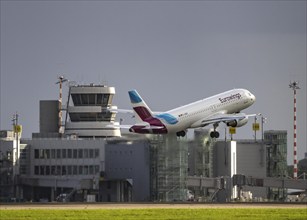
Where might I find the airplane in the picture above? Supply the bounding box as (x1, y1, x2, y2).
(114, 88, 256, 138)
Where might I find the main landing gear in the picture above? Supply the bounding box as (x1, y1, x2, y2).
(176, 130, 186, 137)
(210, 131, 219, 138)
(210, 123, 220, 138)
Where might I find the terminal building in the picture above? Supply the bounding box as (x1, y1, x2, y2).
(0, 83, 306, 202)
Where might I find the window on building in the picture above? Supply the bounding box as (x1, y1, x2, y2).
(72, 94, 81, 106)
(73, 166, 78, 175)
(67, 149, 72, 158)
(73, 149, 78, 158)
(84, 149, 88, 158)
(89, 165, 94, 175)
(89, 94, 95, 105)
(95, 149, 99, 158)
(62, 149, 67, 159)
(96, 94, 102, 105)
(56, 149, 61, 159)
(46, 166, 50, 175)
(51, 149, 56, 159)
(102, 94, 110, 106)
(46, 149, 50, 159)
(51, 166, 56, 175)
(89, 149, 94, 158)
(39, 149, 45, 159)
(20, 149, 27, 160)
(78, 149, 83, 158)
(67, 166, 72, 175)
(34, 149, 39, 159)
(34, 166, 39, 175)
(84, 166, 88, 175)
(79, 166, 83, 175)
(62, 166, 67, 175)
(40, 166, 45, 175)
(56, 165, 61, 175)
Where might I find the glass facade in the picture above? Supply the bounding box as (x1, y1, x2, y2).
(150, 135, 188, 202)
(69, 112, 116, 122)
(264, 130, 287, 201)
(33, 147, 100, 176)
(34, 148, 99, 159)
(34, 165, 99, 176)
(71, 94, 111, 107)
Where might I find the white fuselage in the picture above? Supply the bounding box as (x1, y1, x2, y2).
(161, 89, 255, 133)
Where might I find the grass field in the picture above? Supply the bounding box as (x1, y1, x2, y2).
(1, 208, 307, 220)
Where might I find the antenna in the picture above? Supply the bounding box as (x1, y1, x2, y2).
(56, 76, 68, 134)
(289, 81, 300, 179)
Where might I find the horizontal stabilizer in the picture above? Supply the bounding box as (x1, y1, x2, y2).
(106, 124, 164, 130)
(106, 124, 132, 129)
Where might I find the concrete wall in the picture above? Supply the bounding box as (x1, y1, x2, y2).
(213, 140, 267, 199)
(40, 100, 59, 133)
(105, 140, 150, 202)
(22, 139, 105, 186)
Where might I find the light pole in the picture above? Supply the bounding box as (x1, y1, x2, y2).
(12, 113, 21, 199)
(289, 81, 300, 179)
(261, 115, 267, 142)
(253, 116, 260, 142)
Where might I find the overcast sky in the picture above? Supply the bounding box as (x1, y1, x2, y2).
(1, 1, 306, 164)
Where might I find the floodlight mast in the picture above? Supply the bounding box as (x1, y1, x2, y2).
(289, 81, 300, 179)
(56, 76, 68, 134)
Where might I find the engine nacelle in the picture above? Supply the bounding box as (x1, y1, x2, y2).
(227, 117, 248, 127)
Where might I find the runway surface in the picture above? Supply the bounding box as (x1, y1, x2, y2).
(1, 203, 306, 210)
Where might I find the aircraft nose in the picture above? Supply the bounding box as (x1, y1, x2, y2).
(251, 93, 256, 103)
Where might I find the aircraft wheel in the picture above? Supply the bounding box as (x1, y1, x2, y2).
(215, 131, 220, 138)
(176, 131, 186, 137)
(210, 131, 219, 138)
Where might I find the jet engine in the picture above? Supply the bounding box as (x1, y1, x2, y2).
(226, 117, 248, 127)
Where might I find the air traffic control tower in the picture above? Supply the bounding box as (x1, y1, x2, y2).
(64, 84, 121, 138)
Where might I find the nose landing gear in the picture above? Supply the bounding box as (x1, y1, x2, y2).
(210, 123, 220, 138)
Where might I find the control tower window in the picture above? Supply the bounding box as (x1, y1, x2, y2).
(72, 94, 81, 106)
(102, 94, 110, 106)
(81, 94, 89, 104)
(96, 94, 103, 105)
(69, 112, 116, 122)
(71, 94, 111, 106)
(89, 94, 95, 105)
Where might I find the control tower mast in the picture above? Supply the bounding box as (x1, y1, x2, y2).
(56, 76, 68, 134)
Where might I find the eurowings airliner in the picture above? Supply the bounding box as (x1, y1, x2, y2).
(118, 88, 256, 138)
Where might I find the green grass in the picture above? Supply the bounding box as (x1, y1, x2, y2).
(0, 208, 306, 220)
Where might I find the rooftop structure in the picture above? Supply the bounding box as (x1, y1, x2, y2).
(64, 84, 120, 138)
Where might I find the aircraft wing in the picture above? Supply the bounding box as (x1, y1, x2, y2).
(201, 113, 257, 126)
(106, 123, 164, 130)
